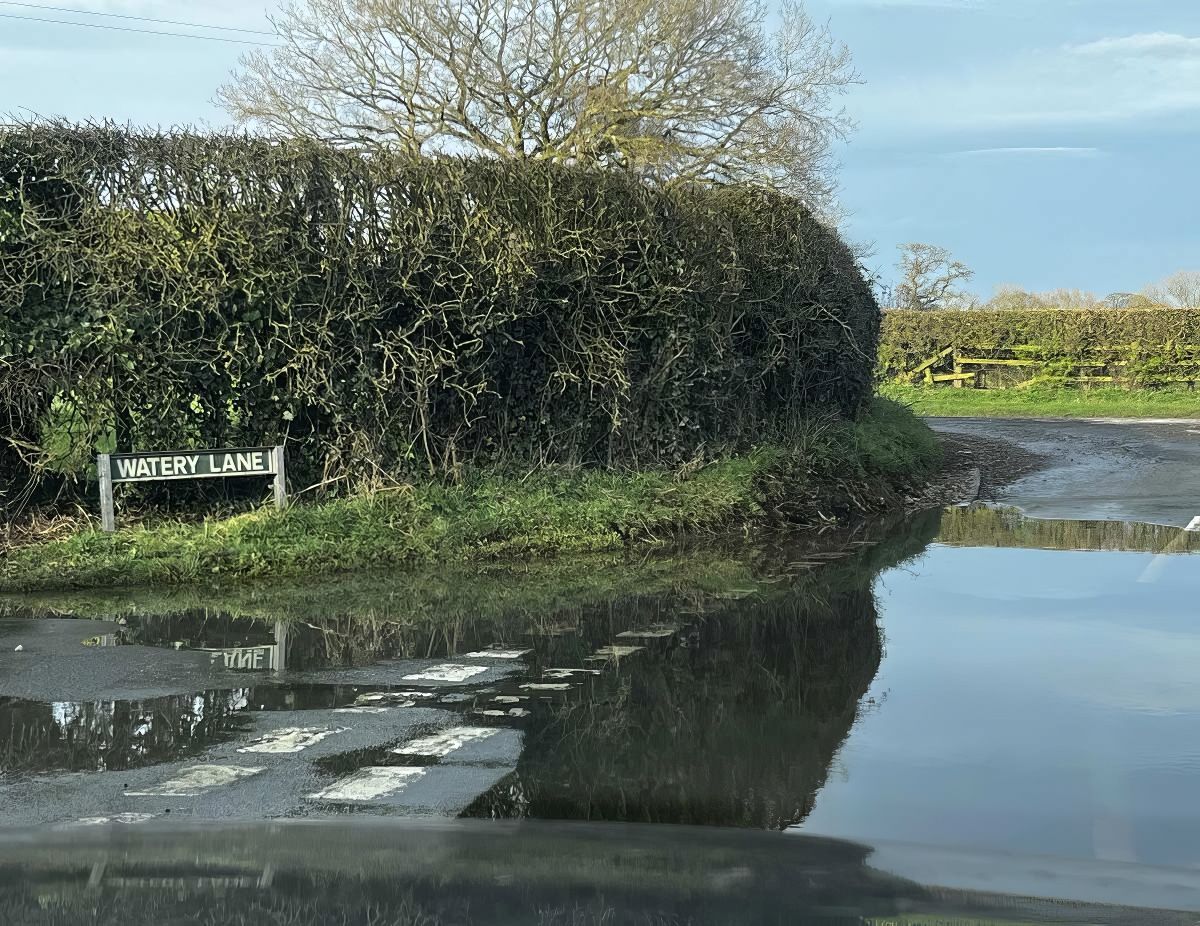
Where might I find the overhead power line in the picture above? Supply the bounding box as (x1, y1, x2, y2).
(0, 10, 280, 45)
(0, 0, 277, 35)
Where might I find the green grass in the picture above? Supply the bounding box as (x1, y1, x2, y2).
(882, 383, 1200, 419)
(0, 399, 941, 594)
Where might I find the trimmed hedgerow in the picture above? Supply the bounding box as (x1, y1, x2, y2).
(881, 308, 1200, 385)
(1, 123, 880, 498)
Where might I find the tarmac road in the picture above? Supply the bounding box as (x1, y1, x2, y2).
(928, 416, 1200, 528)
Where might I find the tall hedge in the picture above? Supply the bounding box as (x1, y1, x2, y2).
(881, 308, 1200, 380)
(0, 124, 879, 495)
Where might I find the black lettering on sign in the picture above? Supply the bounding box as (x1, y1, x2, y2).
(109, 447, 276, 483)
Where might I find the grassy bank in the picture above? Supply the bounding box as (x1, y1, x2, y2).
(882, 384, 1200, 419)
(0, 399, 940, 594)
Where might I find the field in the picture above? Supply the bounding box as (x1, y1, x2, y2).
(883, 383, 1200, 419)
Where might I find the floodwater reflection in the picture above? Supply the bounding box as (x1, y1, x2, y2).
(2, 505, 1200, 867)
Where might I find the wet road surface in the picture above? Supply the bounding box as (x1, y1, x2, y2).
(929, 416, 1200, 527)
(3, 419, 1200, 873)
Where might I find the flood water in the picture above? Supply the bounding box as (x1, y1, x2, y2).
(2, 505, 1199, 868)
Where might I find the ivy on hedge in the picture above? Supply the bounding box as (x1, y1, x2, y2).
(0, 124, 879, 495)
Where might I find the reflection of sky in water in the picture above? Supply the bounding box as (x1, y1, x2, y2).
(799, 544, 1200, 868)
(51, 702, 80, 727)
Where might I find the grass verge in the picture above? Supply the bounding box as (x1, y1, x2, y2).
(882, 384, 1200, 419)
(0, 398, 941, 594)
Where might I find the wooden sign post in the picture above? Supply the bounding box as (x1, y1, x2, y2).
(96, 446, 287, 532)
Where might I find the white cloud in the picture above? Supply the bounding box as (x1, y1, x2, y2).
(853, 31, 1200, 136)
(949, 146, 1102, 157)
(1068, 32, 1200, 58)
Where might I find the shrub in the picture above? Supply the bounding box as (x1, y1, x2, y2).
(1, 123, 880, 498)
(880, 308, 1200, 381)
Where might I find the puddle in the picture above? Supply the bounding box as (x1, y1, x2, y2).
(4, 508, 1200, 866)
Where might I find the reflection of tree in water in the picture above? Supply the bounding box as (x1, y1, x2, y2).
(0, 690, 252, 773)
(473, 511, 942, 829)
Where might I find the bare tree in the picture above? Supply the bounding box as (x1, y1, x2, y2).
(1143, 271, 1200, 308)
(893, 243, 975, 311)
(217, 0, 856, 208)
(985, 285, 1102, 310)
(1102, 292, 1156, 309)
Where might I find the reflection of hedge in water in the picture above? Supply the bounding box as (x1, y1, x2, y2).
(0, 690, 250, 773)
(938, 506, 1200, 554)
(505, 586, 881, 829)
(4, 536, 890, 670)
(3, 125, 878, 495)
(113, 610, 275, 650)
(472, 511, 942, 829)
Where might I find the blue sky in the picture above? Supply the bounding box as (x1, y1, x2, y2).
(2, 0, 1198, 296)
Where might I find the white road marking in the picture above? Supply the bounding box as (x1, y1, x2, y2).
(237, 727, 345, 754)
(69, 813, 157, 826)
(1137, 518, 1200, 582)
(492, 695, 527, 703)
(392, 726, 498, 757)
(357, 690, 435, 704)
(461, 648, 531, 659)
(478, 708, 531, 718)
(306, 767, 426, 802)
(334, 706, 392, 714)
(520, 682, 572, 691)
(402, 664, 488, 682)
(127, 765, 264, 797)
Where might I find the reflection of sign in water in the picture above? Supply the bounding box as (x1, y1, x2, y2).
(201, 622, 288, 672)
(206, 646, 277, 671)
(96, 446, 287, 532)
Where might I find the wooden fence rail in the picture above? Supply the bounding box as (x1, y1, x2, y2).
(894, 345, 1200, 390)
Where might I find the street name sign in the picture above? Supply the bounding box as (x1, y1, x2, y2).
(97, 445, 287, 532)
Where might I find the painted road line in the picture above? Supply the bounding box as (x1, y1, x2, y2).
(356, 690, 435, 704)
(520, 682, 571, 691)
(461, 648, 531, 659)
(616, 626, 678, 639)
(237, 727, 346, 754)
(402, 664, 489, 682)
(333, 706, 392, 714)
(1138, 519, 1200, 583)
(307, 767, 426, 802)
(477, 708, 531, 718)
(492, 695, 528, 704)
(392, 726, 498, 757)
(585, 644, 643, 661)
(127, 765, 264, 797)
(68, 813, 157, 826)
